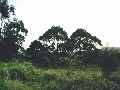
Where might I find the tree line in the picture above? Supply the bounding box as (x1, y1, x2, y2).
(26, 26, 102, 68)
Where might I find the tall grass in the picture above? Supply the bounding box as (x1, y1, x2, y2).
(0, 61, 120, 90)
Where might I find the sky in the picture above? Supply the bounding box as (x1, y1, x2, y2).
(9, 0, 120, 49)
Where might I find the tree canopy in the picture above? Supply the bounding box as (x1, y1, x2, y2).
(39, 26, 68, 52)
(26, 26, 103, 67)
(69, 28, 102, 63)
(0, 0, 15, 19)
(70, 28, 102, 53)
(0, 20, 28, 60)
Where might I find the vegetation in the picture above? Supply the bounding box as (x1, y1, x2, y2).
(99, 48, 120, 77)
(0, 0, 15, 19)
(1, 1, 120, 90)
(0, 62, 120, 90)
(0, 20, 28, 61)
(0, 1, 28, 61)
(26, 27, 102, 68)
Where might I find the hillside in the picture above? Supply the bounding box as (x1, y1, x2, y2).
(0, 62, 120, 90)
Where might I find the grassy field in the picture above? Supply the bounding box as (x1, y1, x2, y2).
(0, 62, 120, 90)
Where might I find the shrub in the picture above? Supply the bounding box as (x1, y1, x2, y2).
(99, 48, 120, 77)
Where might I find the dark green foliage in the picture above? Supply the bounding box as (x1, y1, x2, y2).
(26, 40, 47, 55)
(99, 48, 120, 77)
(58, 58, 70, 67)
(0, 20, 28, 61)
(42, 73, 57, 82)
(70, 28, 102, 52)
(0, 36, 18, 60)
(0, 0, 9, 18)
(26, 40, 53, 68)
(9, 68, 26, 81)
(39, 26, 68, 52)
(70, 28, 102, 63)
(1, 20, 28, 44)
(0, 1, 27, 61)
(32, 51, 52, 68)
(109, 75, 120, 85)
(26, 26, 69, 68)
(82, 49, 100, 64)
(27, 27, 103, 68)
(0, 0, 15, 19)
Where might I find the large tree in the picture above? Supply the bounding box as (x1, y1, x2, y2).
(0, 20, 28, 60)
(70, 28, 102, 63)
(70, 28, 102, 52)
(0, 0, 28, 61)
(39, 26, 68, 52)
(1, 20, 28, 47)
(30, 26, 68, 67)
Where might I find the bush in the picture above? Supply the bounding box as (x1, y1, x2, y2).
(82, 50, 100, 64)
(99, 48, 120, 77)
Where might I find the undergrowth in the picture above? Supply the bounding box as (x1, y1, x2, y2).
(0, 61, 120, 90)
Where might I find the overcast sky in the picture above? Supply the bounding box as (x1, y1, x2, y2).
(9, 0, 120, 49)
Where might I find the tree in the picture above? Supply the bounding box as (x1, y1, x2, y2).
(37, 26, 69, 67)
(0, 0, 15, 19)
(39, 26, 68, 52)
(26, 40, 47, 57)
(26, 40, 53, 68)
(0, 0, 28, 61)
(70, 28, 102, 63)
(0, 20, 28, 60)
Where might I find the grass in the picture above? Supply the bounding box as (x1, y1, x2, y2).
(0, 61, 120, 90)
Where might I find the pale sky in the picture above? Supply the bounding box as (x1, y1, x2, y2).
(9, 0, 120, 49)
